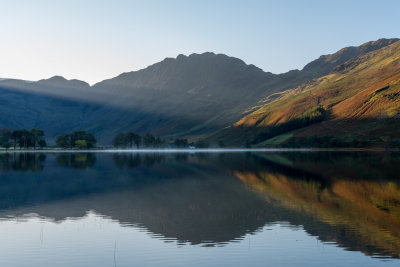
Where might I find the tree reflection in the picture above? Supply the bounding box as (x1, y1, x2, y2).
(0, 153, 46, 172)
(0, 151, 399, 259)
(112, 153, 166, 168)
(56, 153, 96, 169)
(113, 153, 141, 168)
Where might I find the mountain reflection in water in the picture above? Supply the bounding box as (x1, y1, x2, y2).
(0, 151, 399, 259)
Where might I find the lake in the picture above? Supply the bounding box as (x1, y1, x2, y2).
(0, 150, 399, 266)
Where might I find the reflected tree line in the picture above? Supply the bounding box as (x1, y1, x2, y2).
(112, 153, 202, 168)
(2, 151, 400, 176)
(0, 152, 215, 172)
(55, 153, 97, 169)
(0, 153, 46, 172)
(113, 153, 166, 168)
(0, 153, 96, 171)
(0, 151, 400, 258)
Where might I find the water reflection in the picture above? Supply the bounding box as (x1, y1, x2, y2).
(56, 153, 96, 169)
(0, 153, 46, 172)
(0, 151, 399, 259)
(113, 153, 166, 168)
(235, 152, 400, 258)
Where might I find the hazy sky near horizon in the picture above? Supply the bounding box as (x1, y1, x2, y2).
(1, 0, 399, 84)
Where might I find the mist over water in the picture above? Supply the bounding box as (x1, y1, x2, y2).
(0, 151, 399, 266)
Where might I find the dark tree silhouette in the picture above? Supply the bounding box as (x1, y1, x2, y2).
(56, 131, 96, 149)
(30, 128, 45, 149)
(143, 133, 156, 147)
(195, 138, 209, 148)
(128, 132, 142, 148)
(174, 138, 188, 148)
(113, 133, 128, 148)
(56, 134, 70, 148)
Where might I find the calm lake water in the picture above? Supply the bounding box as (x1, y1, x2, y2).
(0, 151, 399, 266)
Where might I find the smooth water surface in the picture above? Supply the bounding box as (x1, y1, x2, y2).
(0, 151, 399, 266)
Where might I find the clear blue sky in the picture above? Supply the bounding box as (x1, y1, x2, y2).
(0, 0, 399, 84)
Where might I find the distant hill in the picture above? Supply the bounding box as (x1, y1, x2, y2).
(37, 75, 90, 88)
(215, 39, 400, 147)
(0, 38, 398, 145)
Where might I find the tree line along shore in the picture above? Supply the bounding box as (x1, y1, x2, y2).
(0, 128, 213, 149)
(0, 129, 96, 150)
(1, 128, 397, 150)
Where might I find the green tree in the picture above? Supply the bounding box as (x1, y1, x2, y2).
(61, 131, 97, 149)
(75, 139, 87, 149)
(56, 134, 70, 148)
(30, 128, 45, 149)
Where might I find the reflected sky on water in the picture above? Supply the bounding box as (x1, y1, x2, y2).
(0, 151, 399, 266)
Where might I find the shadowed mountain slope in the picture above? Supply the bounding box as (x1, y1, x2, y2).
(0, 38, 398, 144)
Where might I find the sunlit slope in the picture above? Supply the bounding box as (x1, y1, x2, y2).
(1, 39, 398, 144)
(218, 40, 400, 146)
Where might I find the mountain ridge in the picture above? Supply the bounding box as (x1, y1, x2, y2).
(214, 39, 400, 146)
(0, 38, 398, 145)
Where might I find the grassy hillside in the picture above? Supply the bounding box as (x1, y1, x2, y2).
(216, 40, 400, 147)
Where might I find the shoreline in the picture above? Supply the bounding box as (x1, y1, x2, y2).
(0, 147, 398, 153)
